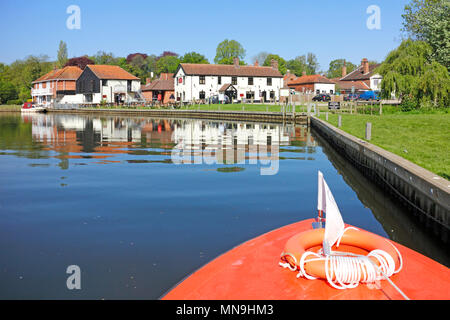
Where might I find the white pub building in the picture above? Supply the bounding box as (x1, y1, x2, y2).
(174, 58, 284, 104)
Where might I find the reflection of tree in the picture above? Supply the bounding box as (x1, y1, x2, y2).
(0, 114, 47, 159)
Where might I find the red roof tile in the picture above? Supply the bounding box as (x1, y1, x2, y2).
(32, 66, 83, 83)
(287, 74, 334, 86)
(340, 64, 380, 81)
(86, 65, 140, 80)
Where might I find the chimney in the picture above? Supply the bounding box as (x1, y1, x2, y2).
(302, 71, 307, 76)
(361, 58, 369, 74)
(271, 59, 278, 70)
(146, 78, 151, 85)
(342, 60, 347, 77)
(233, 57, 240, 67)
(254, 59, 259, 67)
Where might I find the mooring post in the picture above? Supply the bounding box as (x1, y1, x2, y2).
(338, 115, 342, 128)
(326, 112, 328, 121)
(379, 102, 383, 115)
(366, 122, 372, 140)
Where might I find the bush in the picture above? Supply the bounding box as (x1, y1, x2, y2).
(6, 99, 22, 105)
(400, 95, 418, 112)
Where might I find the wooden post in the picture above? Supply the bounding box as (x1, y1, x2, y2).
(366, 122, 372, 140)
(379, 101, 383, 115)
(338, 115, 342, 128)
(326, 112, 328, 121)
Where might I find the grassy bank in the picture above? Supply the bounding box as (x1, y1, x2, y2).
(0, 105, 21, 111)
(319, 112, 450, 179)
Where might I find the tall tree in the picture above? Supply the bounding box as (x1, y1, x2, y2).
(327, 59, 357, 79)
(306, 53, 319, 75)
(126, 53, 148, 64)
(64, 56, 95, 70)
(93, 51, 118, 65)
(180, 52, 209, 64)
(156, 55, 180, 74)
(402, 0, 450, 69)
(252, 52, 269, 65)
(286, 56, 307, 76)
(376, 39, 449, 108)
(57, 41, 68, 68)
(214, 39, 246, 64)
(263, 54, 287, 75)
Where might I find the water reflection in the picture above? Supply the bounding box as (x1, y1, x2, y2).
(0, 113, 447, 300)
(22, 113, 317, 171)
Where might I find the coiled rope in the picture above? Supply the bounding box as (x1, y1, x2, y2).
(280, 227, 410, 299)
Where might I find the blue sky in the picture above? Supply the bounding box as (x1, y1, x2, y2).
(0, 0, 409, 71)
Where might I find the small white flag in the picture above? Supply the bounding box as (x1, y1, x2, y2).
(318, 171, 345, 255)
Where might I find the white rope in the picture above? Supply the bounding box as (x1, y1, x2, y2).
(280, 228, 409, 299)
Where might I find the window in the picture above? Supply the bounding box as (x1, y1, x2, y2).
(232, 77, 237, 85)
(102, 80, 107, 86)
(218, 76, 222, 85)
(199, 76, 205, 84)
(246, 91, 255, 99)
(199, 91, 205, 99)
(267, 78, 272, 86)
(330, 90, 334, 94)
(248, 77, 254, 85)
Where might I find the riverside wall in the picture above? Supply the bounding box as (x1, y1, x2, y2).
(311, 116, 449, 243)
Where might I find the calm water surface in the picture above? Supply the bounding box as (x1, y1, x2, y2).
(0, 113, 448, 299)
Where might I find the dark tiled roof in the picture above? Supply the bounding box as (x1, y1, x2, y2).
(179, 63, 283, 78)
(340, 64, 380, 81)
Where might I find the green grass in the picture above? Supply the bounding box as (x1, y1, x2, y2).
(319, 112, 450, 179)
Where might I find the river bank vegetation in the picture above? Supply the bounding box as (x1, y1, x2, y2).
(321, 111, 450, 179)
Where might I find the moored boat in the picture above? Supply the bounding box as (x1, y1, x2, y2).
(162, 172, 450, 300)
(21, 102, 47, 113)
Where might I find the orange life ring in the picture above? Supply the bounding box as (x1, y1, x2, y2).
(280, 228, 401, 283)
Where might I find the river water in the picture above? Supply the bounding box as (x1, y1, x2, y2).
(0, 113, 447, 299)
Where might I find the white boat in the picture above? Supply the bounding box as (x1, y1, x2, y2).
(21, 102, 47, 113)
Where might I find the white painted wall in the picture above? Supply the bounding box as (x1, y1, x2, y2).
(174, 69, 283, 103)
(314, 83, 336, 94)
(370, 74, 382, 91)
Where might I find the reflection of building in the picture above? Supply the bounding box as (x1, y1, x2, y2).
(24, 114, 316, 168)
(172, 122, 290, 148)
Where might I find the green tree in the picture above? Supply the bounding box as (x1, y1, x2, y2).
(214, 39, 246, 64)
(156, 55, 181, 74)
(286, 56, 307, 76)
(0, 80, 18, 104)
(57, 41, 68, 68)
(180, 52, 209, 64)
(377, 39, 449, 108)
(402, 0, 450, 69)
(327, 59, 357, 79)
(306, 53, 319, 75)
(92, 51, 118, 65)
(263, 54, 287, 75)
